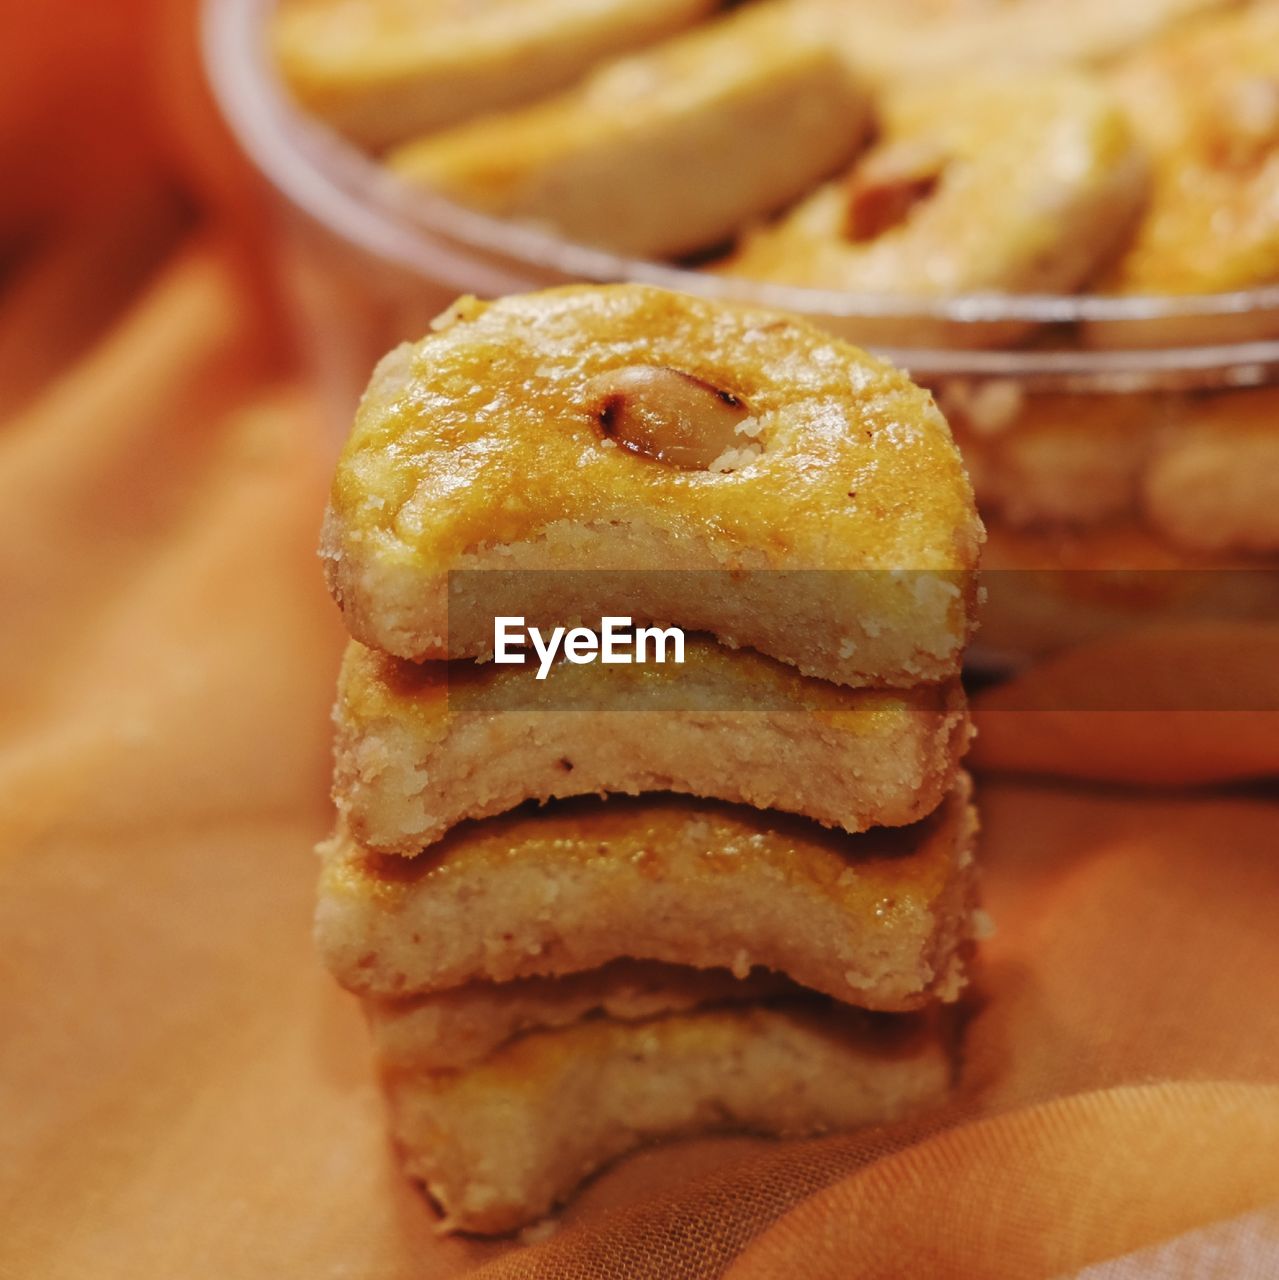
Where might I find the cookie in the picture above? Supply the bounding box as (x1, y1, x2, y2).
(322, 285, 983, 686)
(386, 2, 871, 257)
(380, 998, 953, 1233)
(334, 638, 971, 853)
(272, 0, 717, 150)
(724, 72, 1145, 346)
(316, 776, 979, 1010)
(1143, 389, 1279, 555)
(1103, 6, 1279, 299)
(947, 385, 1279, 557)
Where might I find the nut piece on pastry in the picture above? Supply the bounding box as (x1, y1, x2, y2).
(721, 72, 1146, 346)
(385, 2, 872, 258)
(378, 999, 954, 1234)
(315, 776, 979, 1010)
(585, 365, 752, 469)
(321, 285, 983, 687)
(272, 0, 719, 151)
(333, 639, 971, 853)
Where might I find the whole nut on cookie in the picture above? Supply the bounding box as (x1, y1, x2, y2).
(585, 365, 751, 470)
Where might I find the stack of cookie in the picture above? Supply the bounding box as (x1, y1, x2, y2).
(316, 285, 985, 1233)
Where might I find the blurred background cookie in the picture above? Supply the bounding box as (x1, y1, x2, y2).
(385, 2, 871, 258)
(272, 0, 721, 149)
(722, 72, 1146, 347)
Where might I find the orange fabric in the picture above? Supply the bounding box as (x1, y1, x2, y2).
(1, 5, 1277, 1278)
(726, 1085, 1279, 1280)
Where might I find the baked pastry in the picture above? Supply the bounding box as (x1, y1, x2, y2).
(1104, 6, 1279, 298)
(378, 998, 954, 1233)
(272, 0, 718, 150)
(386, 2, 871, 257)
(321, 286, 983, 687)
(723, 72, 1146, 346)
(945, 383, 1279, 557)
(1077, 6, 1279, 346)
(366, 959, 792, 1072)
(1142, 389, 1279, 556)
(334, 638, 971, 853)
(943, 385, 1163, 532)
(315, 776, 978, 1010)
(316, 280, 983, 1236)
(802, 0, 1233, 85)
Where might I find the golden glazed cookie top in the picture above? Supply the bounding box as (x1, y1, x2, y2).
(328, 285, 982, 576)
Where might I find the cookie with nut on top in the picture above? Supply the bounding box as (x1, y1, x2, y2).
(320, 284, 984, 688)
